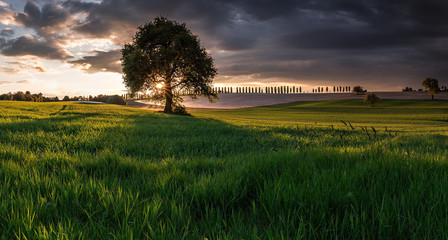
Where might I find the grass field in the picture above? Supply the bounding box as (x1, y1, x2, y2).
(0, 99, 447, 239)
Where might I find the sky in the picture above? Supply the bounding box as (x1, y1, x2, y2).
(0, 0, 447, 96)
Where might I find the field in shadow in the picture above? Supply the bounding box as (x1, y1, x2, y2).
(1, 101, 448, 239)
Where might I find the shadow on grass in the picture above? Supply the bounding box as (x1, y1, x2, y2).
(2, 103, 448, 239)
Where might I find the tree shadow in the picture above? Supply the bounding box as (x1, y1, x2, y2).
(49, 104, 68, 115)
(2, 103, 448, 238)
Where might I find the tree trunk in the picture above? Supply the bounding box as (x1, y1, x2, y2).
(164, 81, 173, 113)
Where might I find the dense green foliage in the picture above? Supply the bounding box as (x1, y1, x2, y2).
(422, 77, 440, 100)
(100, 95, 127, 106)
(0, 99, 447, 239)
(121, 17, 217, 113)
(0, 92, 127, 105)
(363, 93, 380, 107)
(0, 91, 55, 102)
(352, 86, 364, 95)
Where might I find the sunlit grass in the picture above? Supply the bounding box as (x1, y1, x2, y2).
(0, 99, 447, 239)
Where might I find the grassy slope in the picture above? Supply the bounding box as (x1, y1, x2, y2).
(0, 100, 447, 239)
(195, 99, 448, 130)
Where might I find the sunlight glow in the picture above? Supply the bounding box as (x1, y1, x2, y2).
(156, 82, 164, 89)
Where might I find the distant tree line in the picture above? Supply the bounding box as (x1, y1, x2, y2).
(90, 95, 127, 105)
(0, 91, 126, 105)
(352, 86, 367, 95)
(178, 85, 351, 95)
(403, 77, 446, 100)
(402, 86, 417, 92)
(0, 91, 59, 102)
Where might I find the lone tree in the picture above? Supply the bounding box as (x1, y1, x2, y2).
(121, 17, 217, 113)
(422, 77, 440, 100)
(364, 93, 380, 107)
(352, 86, 364, 95)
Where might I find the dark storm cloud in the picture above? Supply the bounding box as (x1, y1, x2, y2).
(15, 1, 72, 36)
(60, 0, 235, 48)
(3, 0, 448, 89)
(217, 0, 448, 88)
(0, 35, 73, 59)
(228, 0, 305, 21)
(0, 28, 14, 37)
(69, 49, 122, 74)
(275, 1, 448, 51)
(62, 1, 447, 46)
(62, 0, 143, 39)
(60, 0, 448, 88)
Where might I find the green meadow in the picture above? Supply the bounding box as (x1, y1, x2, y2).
(0, 99, 447, 239)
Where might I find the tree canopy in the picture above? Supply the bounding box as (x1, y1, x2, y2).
(421, 77, 440, 100)
(364, 93, 380, 107)
(121, 17, 217, 113)
(352, 86, 364, 95)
